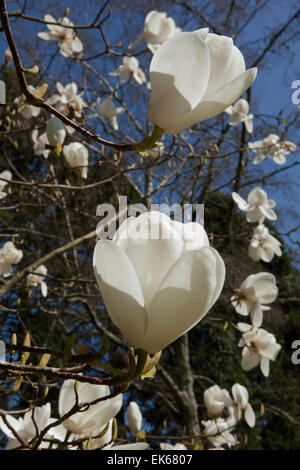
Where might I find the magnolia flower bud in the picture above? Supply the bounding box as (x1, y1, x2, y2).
(204, 385, 233, 418)
(148, 28, 257, 134)
(93, 211, 225, 354)
(127, 401, 142, 433)
(63, 142, 89, 178)
(46, 116, 66, 148)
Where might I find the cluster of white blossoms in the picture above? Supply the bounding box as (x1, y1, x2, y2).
(14, 85, 41, 119)
(249, 134, 296, 165)
(232, 187, 282, 263)
(37, 15, 83, 58)
(26, 265, 48, 298)
(0, 241, 23, 277)
(231, 272, 281, 376)
(225, 98, 254, 133)
(0, 170, 12, 199)
(0, 381, 150, 450)
(249, 224, 282, 263)
(130, 10, 181, 54)
(202, 383, 255, 449)
(110, 56, 147, 86)
(47, 82, 86, 119)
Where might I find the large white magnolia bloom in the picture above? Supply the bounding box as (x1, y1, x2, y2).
(204, 385, 233, 418)
(63, 142, 89, 178)
(0, 403, 51, 450)
(110, 57, 146, 85)
(58, 380, 123, 436)
(93, 211, 225, 354)
(231, 383, 255, 427)
(127, 401, 142, 433)
(46, 116, 66, 148)
(47, 82, 86, 118)
(31, 130, 50, 159)
(232, 187, 277, 224)
(249, 134, 296, 165)
(231, 272, 278, 327)
(14, 85, 41, 119)
(37, 15, 83, 57)
(130, 11, 181, 54)
(0, 170, 12, 199)
(148, 28, 257, 134)
(237, 324, 281, 376)
(0, 241, 23, 277)
(249, 224, 282, 263)
(27, 265, 48, 298)
(97, 97, 125, 130)
(224, 98, 253, 133)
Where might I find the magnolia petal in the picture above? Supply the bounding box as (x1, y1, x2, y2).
(148, 29, 210, 130)
(164, 68, 257, 134)
(250, 303, 263, 327)
(241, 349, 260, 371)
(93, 241, 147, 349)
(244, 403, 256, 427)
(232, 192, 249, 211)
(143, 247, 225, 353)
(260, 357, 270, 377)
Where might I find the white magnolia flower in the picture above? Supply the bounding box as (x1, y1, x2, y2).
(27, 265, 48, 298)
(37, 15, 83, 58)
(127, 401, 142, 433)
(148, 28, 257, 135)
(110, 57, 146, 85)
(63, 142, 89, 178)
(231, 272, 278, 327)
(160, 443, 187, 450)
(47, 82, 86, 118)
(232, 187, 277, 224)
(0, 340, 5, 362)
(203, 385, 233, 418)
(14, 85, 41, 119)
(93, 211, 225, 354)
(46, 116, 66, 148)
(130, 11, 181, 54)
(0, 403, 51, 450)
(59, 380, 123, 436)
(0, 170, 12, 199)
(248, 224, 282, 263)
(224, 98, 253, 133)
(97, 97, 124, 130)
(249, 134, 296, 165)
(238, 324, 281, 376)
(0, 241, 23, 277)
(31, 130, 50, 159)
(231, 384, 255, 427)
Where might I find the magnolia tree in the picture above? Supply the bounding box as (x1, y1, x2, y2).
(0, 0, 300, 451)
